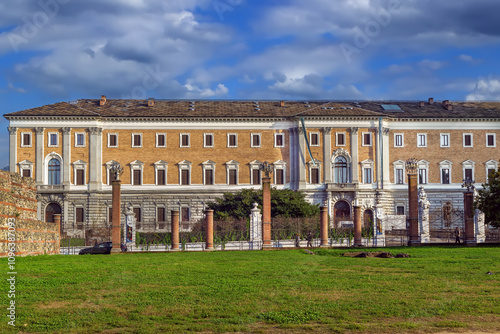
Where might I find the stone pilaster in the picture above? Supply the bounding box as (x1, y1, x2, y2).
(35, 127, 44, 184)
(350, 127, 359, 183)
(323, 127, 332, 183)
(382, 128, 390, 188)
(62, 127, 71, 189)
(289, 128, 296, 189)
(298, 127, 307, 189)
(88, 127, 102, 192)
(8, 127, 16, 173)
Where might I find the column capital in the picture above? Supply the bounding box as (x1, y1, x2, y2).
(298, 127, 305, 134)
(382, 127, 390, 135)
(350, 127, 359, 134)
(322, 127, 332, 134)
(62, 127, 71, 135)
(35, 127, 44, 134)
(8, 127, 17, 135)
(89, 127, 102, 135)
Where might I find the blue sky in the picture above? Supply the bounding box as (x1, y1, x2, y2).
(1, 0, 500, 168)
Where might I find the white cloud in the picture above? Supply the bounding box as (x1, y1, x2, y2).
(184, 83, 228, 98)
(418, 59, 447, 71)
(466, 76, 500, 101)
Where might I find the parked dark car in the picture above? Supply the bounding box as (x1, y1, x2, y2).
(79, 242, 127, 255)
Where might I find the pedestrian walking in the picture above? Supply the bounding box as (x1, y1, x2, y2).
(306, 231, 313, 248)
(455, 227, 461, 244)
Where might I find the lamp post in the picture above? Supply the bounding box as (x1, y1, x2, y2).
(260, 161, 273, 249)
(406, 158, 420, 246)
(462, 178, 476, 246)
(110, 162, 124, 253)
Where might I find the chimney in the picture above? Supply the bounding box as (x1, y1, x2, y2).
(419, 101, 425, 108)
(100, 95, 107, 106)
(428, 97, 434, 104)
(280, 101, 285, 107)
(447, 104, 453, 111)
(148, 98, 155, 107)
(442, 100, 450, 107)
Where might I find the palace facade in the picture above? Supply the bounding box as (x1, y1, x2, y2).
(5, 97, 500, 236)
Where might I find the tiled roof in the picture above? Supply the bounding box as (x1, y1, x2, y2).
(4, 99, 500, 119)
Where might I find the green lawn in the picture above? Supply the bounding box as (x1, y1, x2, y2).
(2, 247, 500, 333)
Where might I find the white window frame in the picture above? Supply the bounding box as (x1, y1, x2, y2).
(485, 160, 498, 182)
(417, 133, 427, 147)
(178, 160, 192, 185)
(440, 133, 450, 148)
(393, 160, 405, 184)
(361, 132, 372, 147)
(18, 160, 34, 178)
(418, 160, 429, 185)
(463, 133, 473, 148)
(462, 159, 475, 182)
(307, 159, 322, 184)
(336, 132, 346, 147)
(274, 133, 285, 148)
(48, 132, 59, 147)
(204, 133, 214, 148)
(21, 132, 32, 147)
(250, 133, 261, 148)
(108, 133, 118, 148)
(439, 160, 453, 184)
(394, 133, 404, 147)
(153, 160, 168, 185)
(44, 152, 63, 185)
(225, 160, 239, 185)
(74, 206, 85, 225)
(72, 160, 87, 186)
(130, 160, 144, 185)
(180, 133, 190, 148)
(131, 133, 142, 148)
(249, 160, 262, 185)
(156, 133, 166, 148)
(486, 133, 496, 148)
(309, 132, 320, 147)
(273, 160, 287, 185)
(202, 160, 216, 185)
(227, 133, 238, 148)
(395, 205, 405, 216)
(361, 159, 374, 184)
(74, 132, 86, 148)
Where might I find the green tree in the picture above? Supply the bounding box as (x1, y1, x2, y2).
(207, 188, 320, 220)
(475, 164, 500, 228)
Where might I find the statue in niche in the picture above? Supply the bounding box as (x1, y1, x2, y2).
(442, 202, 452, 227)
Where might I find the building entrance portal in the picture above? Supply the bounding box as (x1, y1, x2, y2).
(334, 200, 351, 227)
(45, 202, 62, 223)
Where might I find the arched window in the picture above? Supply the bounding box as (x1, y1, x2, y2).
(48, 158, 61, 185)
(334, 156, 349, 183)
(45, 202, 61, 223)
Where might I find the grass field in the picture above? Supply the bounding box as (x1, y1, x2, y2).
(2, 246, 500, 333)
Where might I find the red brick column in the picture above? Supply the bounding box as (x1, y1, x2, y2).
(464, 192, 476, 246)
(320, 206, 329, 247)
(408, 173, 420, 246)
(205, 209, 214, 251)
(111, 180, 122, 253)
(53, 214, 61, 235)
(262, 176, 272, 249)
(353, 205, 363, 247)
(171, 210, 180, 251)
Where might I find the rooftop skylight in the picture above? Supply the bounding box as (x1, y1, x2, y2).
(381, 104, 402, 111)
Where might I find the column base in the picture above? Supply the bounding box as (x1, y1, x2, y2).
(110, 248, 122, 254)
(320, 243, 330, 248)
(464, 240, 477, 247)
(205, 247, 214, 252)
(408, 240, 421, 247)
(262, 242, 273, 250)
(353, 242, 364, 248)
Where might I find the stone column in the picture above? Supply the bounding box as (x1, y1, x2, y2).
(323, 127, 332, 183)
(262, 176, 272, 249)
(124, 205, 136, 248)
(289, 128, 296, 189)
(62, 127, 71, 189)
(171, 210, 180, 251)
(408, 173, 420, 246)
(35, 127, 44, 184)
(350, 127, 359, 183)
(464, 191, 476, 246)
(205, 209, 214, 251)
(8, 127, 16, 173)
(111, 180, 122, 253)
(298, 127, 307, 189)
(88, 127, 103, 192)
(418, 187, 430, 243)
(320, 205, 329, 247)
(353, 205, 363, 247)
(474, 208, 486, 243)
(382, 128, 390, 188)
(249, 203, 262, 250)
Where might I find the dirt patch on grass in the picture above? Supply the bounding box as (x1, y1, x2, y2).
(37, 300, 70, 309)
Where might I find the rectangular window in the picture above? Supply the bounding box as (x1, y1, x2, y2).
(181, 169, 190, 185)
(133, 169, 141, 185)
(108, 207, 113, 223)
(396, 206, 405, 215)
(418, 169, 427, 184)
(440, 133, 450, 147)
(133, 208, 142, 222)
(336, 132, 346, 146)
(362, 133, 372, 146)
(464, 168, 473, 181)
(364, 168, 372, 184)
(157, 169, 166, 185)
(76, 169, 85, 185)
(48, 132, 58, 147)
(463, 134, 473, 147)
(108, 134, 118, 147)
(75, 208, 84, 223)
(251, 133, 261, 147)
(156, 133, 166, 147)
(228, 134, 237, 147)
(395, 168, 404, 184)
(75, 133, 85, 147)
(417, 133, 427, 147)
(252, 169, 261, 185)
(132, 133, 142, 147)
(486, 134, 496, 147)
(487, 168, 496, 181)
(275, 169, 284, 185)
(204, 133, 214, 147)
(181, 207, 190, 222)
(310, 168, 319, 184)
(275, 133, 284, 147)
(228, 169, 237, 185)
(180, 134, 190, 147)
(21, 133, 32, 147)
(22, 169, 31, 178)
(442, 169, 450, 184)
(394, 133, 403, 147)
(157, 207, 166, 222)
(205, 169, 214, 185)
(310, 133, 319, 146)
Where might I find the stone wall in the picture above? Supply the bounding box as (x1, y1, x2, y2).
(0, 170, 59, 256)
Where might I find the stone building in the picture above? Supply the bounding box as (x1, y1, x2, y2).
(4, 97, 500, 236)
